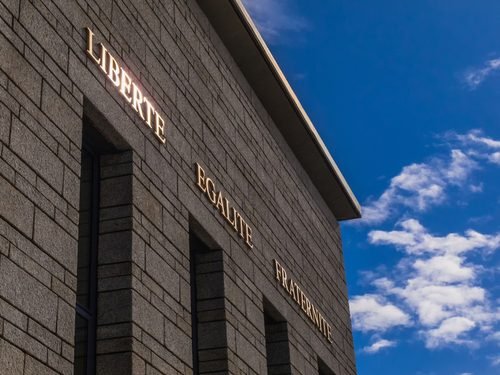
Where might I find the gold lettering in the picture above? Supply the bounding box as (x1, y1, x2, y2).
(327, 324, 333, 343)
(293, 283, 301, 304)
(155, 113, 166, 143)
(272, 261, 333, 344)
(228, 207, 237, 227)
(245, 224, 253, 248)
(193, 164, 253, 249)
(274, 259, 282, 282)
(288, 279, 296, 301)
(196, 163, 207, 192)
(85, 28, 101, 64)
(143, 97, 155, 128)
(120, 67, 132, 102)
(233, 211, 241, 231)
(312, 305, 321, 328)
(318, 315, 324, 335)
(107, 54, 121, 87)
(215, 191, 225, 216)
(294, 283, 301, 304)
(99, 43, 108, 74)
(300, 292, 307, 313)
(205, 178, 217, 204)
(238, 215, 245, 238)
(132, 83, 145, 120)
(322, 317, 328, 336)
(281, 268, 289, 292)
(85, 29, 167, 144)
(223, 198, 232, 223)
(306, 298, 312, 320)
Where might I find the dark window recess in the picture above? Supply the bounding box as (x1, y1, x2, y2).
(74, 109, 132, 374)
(264, 302, 292, 375)
(190, 234, 229, 374)
(74, 144, 100, 375)
(190, 235, 200, 373)
(318, 357, 336, 375)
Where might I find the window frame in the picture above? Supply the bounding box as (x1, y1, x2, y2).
(75, 141, 100, 375)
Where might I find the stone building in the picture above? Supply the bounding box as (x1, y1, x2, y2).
(0, 0, 361, 374)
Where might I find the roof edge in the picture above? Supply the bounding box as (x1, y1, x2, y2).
(198, 0, 362, 220)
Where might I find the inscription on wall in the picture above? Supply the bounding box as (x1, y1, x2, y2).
(195, 163, 254, 249)
(274, 259, 334, 343)
(85, 27, 166, 143)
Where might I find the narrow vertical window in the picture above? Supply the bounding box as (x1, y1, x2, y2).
(318, 357, 335, 375)
(190, 233, 229, 373)
(74, 144, 100, 375)
(190, 234, 200, 373)
(264, 302, 292, 375)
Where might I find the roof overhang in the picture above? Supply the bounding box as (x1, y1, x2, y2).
(196, 0, 361, 221)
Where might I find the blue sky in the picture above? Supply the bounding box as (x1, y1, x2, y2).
(243, 1, 500, 374)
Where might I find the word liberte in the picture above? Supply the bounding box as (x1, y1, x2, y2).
(274, 259, 334, 343)
(195, 163, 254, 249)
(85, 27, 166, 143)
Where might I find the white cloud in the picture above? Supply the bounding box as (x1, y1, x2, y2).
(463, 58, 500, 89)
(458, 131, 500, 149)
(369, 219, 500, 255)
(358, 130, 500, 226)
(363, 339, 397, 354)
(373, 277, 396, 291)
(446, 149, 479, 182)
(425, 317, 476, 348)
(452, 130, 500, 166)
(349, 295, 411, 332)
(242, 0, 308, 44)
(469, 183, 483, 193)
(350, 130, 500, 353)
(413, 255, 475, 284)
(361, 150, 477, 225)
(490, 355, 500, 366)
(400, 283, 486, 327)
(488, 331, 500, 343)
(489, 151, 500, 165)
(356, 220, 500, 347)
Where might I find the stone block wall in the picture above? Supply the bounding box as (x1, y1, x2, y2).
(0, 0, 356, 374)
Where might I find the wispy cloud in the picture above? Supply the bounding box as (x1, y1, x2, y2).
(456, 130, 500, 149)
(489, 152, 500, 165)
(487, 331, 500, 343)
(349, 129, 500, 357)
(463, 58, 500, 89)
(360, 220, 500, 348)
(425, 317, 477, 348)
(491, 355, 500, 366)
(242, 0, 308, 44)
(360, 150, 477, 225)
(362, 338, 397, 354)
(358, 130, 500, 225)
(349, 295, 411, 332)
(451, 130, 500, 166)
(369, 219, 500, 256)
(469, 183, 484, 193)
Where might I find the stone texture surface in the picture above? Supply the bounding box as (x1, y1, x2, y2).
(0, 175, 34, 237)
(10, 118, 64, 192)
(33, 209, 77, 274)
(0, 257, 57, 330)
(0, 0, 356, 374)
(0, 338, 25, 375)
(0, 33, 42, 104)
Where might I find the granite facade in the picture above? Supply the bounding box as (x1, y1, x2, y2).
(0, 0, 357, 374)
